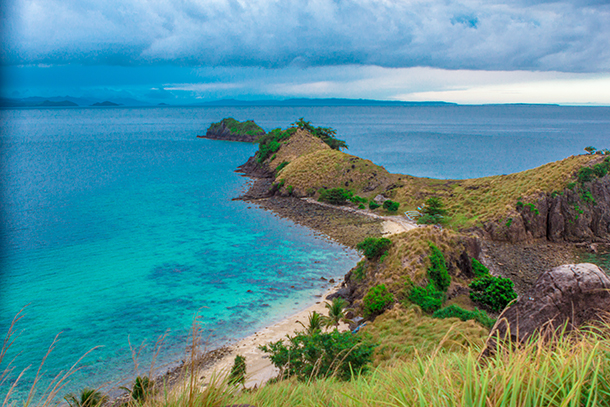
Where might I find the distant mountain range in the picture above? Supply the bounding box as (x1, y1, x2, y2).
(1, 95, 461, 108)
(0, 96, 566, 108)
(192, 98, 458, 107)
(0, 96, 150, 107)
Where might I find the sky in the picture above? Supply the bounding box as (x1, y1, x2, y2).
(1, 0, 609, 105)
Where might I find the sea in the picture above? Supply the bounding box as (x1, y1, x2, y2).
(1, 105, 609, 401)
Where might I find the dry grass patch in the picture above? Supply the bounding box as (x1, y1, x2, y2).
(363, 304, 488, 366)
(279, 149, 397, 198)
(394, 154, 598, 229)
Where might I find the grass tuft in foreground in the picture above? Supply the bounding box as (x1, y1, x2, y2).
(232, 317, 610, 407)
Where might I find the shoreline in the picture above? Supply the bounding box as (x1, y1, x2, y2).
(195, 284, 351, 389)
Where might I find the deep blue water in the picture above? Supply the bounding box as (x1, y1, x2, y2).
(1, 105, 609, 400)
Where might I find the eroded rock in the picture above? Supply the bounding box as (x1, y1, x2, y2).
(490, 263, 610, 346)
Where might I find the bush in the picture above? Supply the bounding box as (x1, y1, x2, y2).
(256, 128, 296, 162)
(349, 195, 367, 204)
(577, 167, 595, 184)
(433, 305, 496, 329)
(408, 284, 444, 313)
(469, 276, 517, 313)
(428, 244, 450, 292)
(318, 188, 353, 205)
(418, 197, 447, 224)
(383, 200, 399, 212)
(293, 118, 348, 150)
(471, 258, 489, 278)
(362, 285, 394, 318)
(369, 201, 381, 210)
(228, 355, 246, 386)
(275, 161, 289, 173)
(259, 330, 376, 381)
(356, 237, 392, 260)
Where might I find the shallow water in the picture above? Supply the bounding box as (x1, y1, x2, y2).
(1, 105, 609, 399)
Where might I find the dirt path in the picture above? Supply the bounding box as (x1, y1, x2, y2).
(301, 198, 418, 236)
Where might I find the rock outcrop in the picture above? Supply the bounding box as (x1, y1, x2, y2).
(485, 176, 610, 243)
(489, 263, 610, 347)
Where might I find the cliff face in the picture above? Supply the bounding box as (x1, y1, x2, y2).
(484, 176, 610, 243)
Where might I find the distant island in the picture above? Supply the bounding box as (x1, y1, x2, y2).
(90, 101, 121, 107)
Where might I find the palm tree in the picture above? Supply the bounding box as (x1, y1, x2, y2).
(297, 311, 324, 335)
(323, 297, 353, 330)
(64, 387, 106, 407)
(120, 375, 152, 403)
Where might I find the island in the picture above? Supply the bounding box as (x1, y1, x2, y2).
(197, 117, 266, 142)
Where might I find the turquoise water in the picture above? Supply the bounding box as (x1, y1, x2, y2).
(1, 105, 609, 400)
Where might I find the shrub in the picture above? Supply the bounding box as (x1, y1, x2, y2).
(567, 182, 576, 190)
(349, 195, 367, 204)
(356, 237, 392, 260)
(286, 185, 294, 196)
(293, 118, 348, 150)
(383, 200, 399, 212)
(581, 189, 596, 204)
(408, 284, 444, 313)
(120, 376, 152, 403)
(318, 188, 353, 205)
(471, 258, 489, 278)
(577, 166, 595, 184)
(428, 244, 450, 292)
(469, 276, 517, 313)
(358, 204, 365, 209)
(64, 388, 106, 407)
(353, 261, 366, 281)
(259, 330, 376, 381)
(275, 161, 289, 173)
(418, 197, 446, 224)
(433, 305, 496, 329)
(369, 201, 381, 210)
(256, 128, 296, 162)
(524, 203, 540, 215)
(228, 355, 246, 386)
(362, 285, 394, 318)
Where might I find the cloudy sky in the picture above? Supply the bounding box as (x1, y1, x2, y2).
(2, 0, 609, 104)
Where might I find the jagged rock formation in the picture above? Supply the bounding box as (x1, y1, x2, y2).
(202, 118, 265, 142)
(489, 263, 610, 347)
(484, 176, 610, 243)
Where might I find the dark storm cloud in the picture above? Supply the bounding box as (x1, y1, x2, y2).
(2, 0, 609, 72)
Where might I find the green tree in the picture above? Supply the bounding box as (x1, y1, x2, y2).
(362, 285, 394, 318)
(293, 118, 348, 150)
(323, 298, 353, 329)
(297, 311, 324, 336)
(64, 388, 106, 407)
(259, 330, 376, 381)
(584, 146, 597, 155)
(418, 197, 448, 224)
(228, 355, 247, 386)
(356, 237, 392, 260)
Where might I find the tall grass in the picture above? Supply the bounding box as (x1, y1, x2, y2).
(231, 320, 610, 407)
(1, 307, 100, 407)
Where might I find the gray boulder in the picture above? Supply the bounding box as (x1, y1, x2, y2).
(490, 263, 610, 347)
